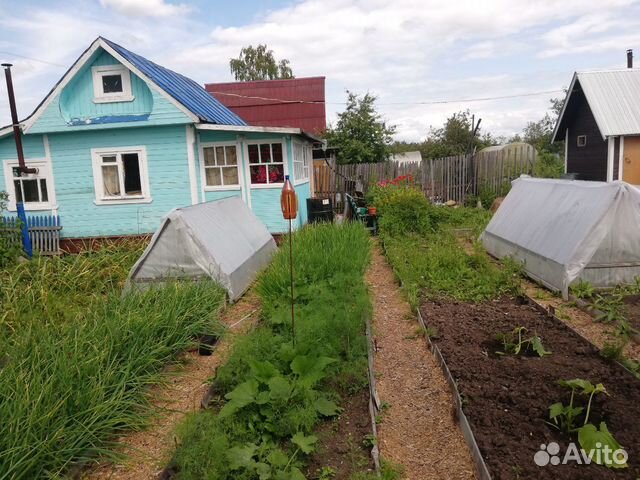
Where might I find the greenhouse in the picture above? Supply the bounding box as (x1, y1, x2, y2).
(481, 177, 640, 298)
(127, 197, 277, 301)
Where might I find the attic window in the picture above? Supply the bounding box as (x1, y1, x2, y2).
(577, 135, 587, 147)
(92, 65, 134, 103)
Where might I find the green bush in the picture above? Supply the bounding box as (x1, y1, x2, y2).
(533, 151, 564, 179)
(0, 246, 225, 478)
(0, 190, 22, 267)
(173, 223, 372, 480)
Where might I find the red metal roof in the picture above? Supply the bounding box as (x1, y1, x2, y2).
(205, 77, 326, 134)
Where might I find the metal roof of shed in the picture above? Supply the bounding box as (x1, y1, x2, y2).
(103, 38, 246, 126)
(553, 69, 640, 141)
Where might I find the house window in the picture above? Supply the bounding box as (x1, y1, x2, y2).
(92, 65, 134, 103)
(3, 161, 55, 211)
(203, 144, 240, 188)
(248, 142, 285, 185)
(577, 135, 587, 147)
(91, 147, 150, 204)
(293, 141, 311, 183)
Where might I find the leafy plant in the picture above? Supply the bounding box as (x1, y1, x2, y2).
(571, 280, 596, 299)
(0, 190, 23, 267)
(495, 326, 551, 357)
(549, 379, 626, 469)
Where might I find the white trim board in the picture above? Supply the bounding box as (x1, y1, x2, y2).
(196, 123, 322, 142)
(619, 136, 625, 181)
(22, 37, 198, 133)
(607, 136, 615, 182)
(186, 125, 198, 205)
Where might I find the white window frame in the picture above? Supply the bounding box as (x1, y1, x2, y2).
(92, 65, 134, 103)
(293, 140, 311, 184)
(577, 135, 587, 147)
(200, 141, 242, 191)
(3, 159, 56, 211)
(91, 146, 151, 205)
(245, 139, 288, 188)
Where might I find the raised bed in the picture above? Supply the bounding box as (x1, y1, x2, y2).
(420, 295, 640, 480)
(571, 293, 640, 345)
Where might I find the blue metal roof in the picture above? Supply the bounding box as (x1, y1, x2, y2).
(102, 38, 246, 126)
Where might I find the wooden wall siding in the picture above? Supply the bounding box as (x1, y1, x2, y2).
(313, 144, 537, 208)
(565, 89, 608, 181)
(48, 125, 191, 238)
(0, 134, 45, 161)
(29, 49, 191, 134)
(1, 214, 62, 255)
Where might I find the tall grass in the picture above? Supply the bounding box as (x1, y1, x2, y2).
(172, 223, 372, 479)
(0, 244, 225, 479)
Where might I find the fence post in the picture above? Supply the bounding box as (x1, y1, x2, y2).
(16, 203, 32, 258)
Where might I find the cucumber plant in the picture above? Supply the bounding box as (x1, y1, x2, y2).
(495, 326, 551, 357)
(549, 379, 627, 469)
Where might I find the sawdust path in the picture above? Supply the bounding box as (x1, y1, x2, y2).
(86, 291, 261, 480)
(367, 243, 476, 480)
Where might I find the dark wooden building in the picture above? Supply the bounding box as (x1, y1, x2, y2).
(552, 69, 640, 184)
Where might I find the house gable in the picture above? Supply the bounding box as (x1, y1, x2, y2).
(563, 81, 608, 181)
(28, 48, 191, 133)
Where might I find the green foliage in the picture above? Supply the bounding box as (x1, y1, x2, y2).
(173, 223, 372, 479)
(571, 280, 596, 299)
(549, 379, 625, 468)
(0, 190, 22, 267)
(533, 151, 564, 179)
(0, 245, 226, 478)
(495, 326, 551, 357)
(230, 44, 294, 81)
(325, 92, 396, 164)
(368, 184, 438, 236)
(518, 96, 565, 155)
(470, 181, 511, 209)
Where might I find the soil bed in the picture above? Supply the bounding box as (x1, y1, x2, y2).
(622, 294, 640, 334)
(420, 295, 640, 480)
(304, 388, 375, 480)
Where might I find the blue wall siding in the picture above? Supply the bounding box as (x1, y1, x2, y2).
(296, 181, 311, 226)
(48, 125, 191, 237)
(29, 48, 190, 134)
(0, 135, 45, 161)
(204, 190, 241, 202)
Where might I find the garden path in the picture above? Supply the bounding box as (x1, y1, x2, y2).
(85, 291, 261, 480)
(367, 243, 476, 480)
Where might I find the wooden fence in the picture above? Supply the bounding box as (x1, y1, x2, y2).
(1, 214, 63, 255)
(313, 144, 537, 208)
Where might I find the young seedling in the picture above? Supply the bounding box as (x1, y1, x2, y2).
(495, 326, 551, 357)
(548, 379, 627, 469)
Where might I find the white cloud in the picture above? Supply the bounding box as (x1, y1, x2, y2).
(99, 0, 191, 17)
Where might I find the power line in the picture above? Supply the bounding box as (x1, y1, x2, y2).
(0, 50, 66, 68)
(209, 88, 565, 107)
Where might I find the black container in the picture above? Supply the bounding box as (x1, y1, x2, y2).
(307, 197, 334, 223)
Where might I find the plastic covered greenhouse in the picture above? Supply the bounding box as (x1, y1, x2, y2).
(481, 177, 640, 298)
(127, 197, 277, 301)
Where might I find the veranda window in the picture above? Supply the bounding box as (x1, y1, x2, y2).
(203, 145, 240, 187)
(248, 142, 285, 185)
(293, 141, 311, 183)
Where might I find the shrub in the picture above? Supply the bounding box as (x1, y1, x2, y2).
(533, 151, 564, 179)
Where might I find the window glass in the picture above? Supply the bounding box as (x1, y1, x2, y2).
(248, 144, 260, 163)
(102, 165, 121, 196)
(268, 164, 284, 183)
(203, 147, 215, 167)
(272, 143, 283, 163)
(102, 74, 123, 93)
(251, 165, 267, 184)
(222, 167, 239, 185)
(40, 179, 48, 202)
(206, 168, 222, 186)
(11, 166, 50, 205)
(204, 144, 240, 187)
(260, 144, 272, 163)
(226, 146, 237, 165)
(215, 146, 225, 166)
(13, 180, 22, 203)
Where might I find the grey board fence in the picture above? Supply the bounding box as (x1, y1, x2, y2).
(1, 214, 62, 255)
(313, 145, 537, 209)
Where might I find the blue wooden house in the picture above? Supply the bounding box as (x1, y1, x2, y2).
(0, 37, 316, 239)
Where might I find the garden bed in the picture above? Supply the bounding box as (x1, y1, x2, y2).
(420, 295, 640, 480)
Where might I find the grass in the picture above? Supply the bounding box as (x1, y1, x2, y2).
(172, 223, 372, 480)
(369, 183, 521, 308)
(0, 242, 225, 479)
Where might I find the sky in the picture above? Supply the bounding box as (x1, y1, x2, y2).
(0, 0, 639, 141)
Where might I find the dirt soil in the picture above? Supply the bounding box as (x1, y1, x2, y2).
(367, 243, 476, 480)
(421, 296, 640, 480)
(85, 291, 260, 480)
(622, 294, 640, 333)
(305, 388, 375, 479)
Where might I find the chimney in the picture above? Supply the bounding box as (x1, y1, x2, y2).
(627, 49, 633, 68)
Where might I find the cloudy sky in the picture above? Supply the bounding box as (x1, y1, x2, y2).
(0, 0, 639, 141)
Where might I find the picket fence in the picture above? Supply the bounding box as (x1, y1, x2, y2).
(313, 144, 537, 208)
(0, 214, 62, 255)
